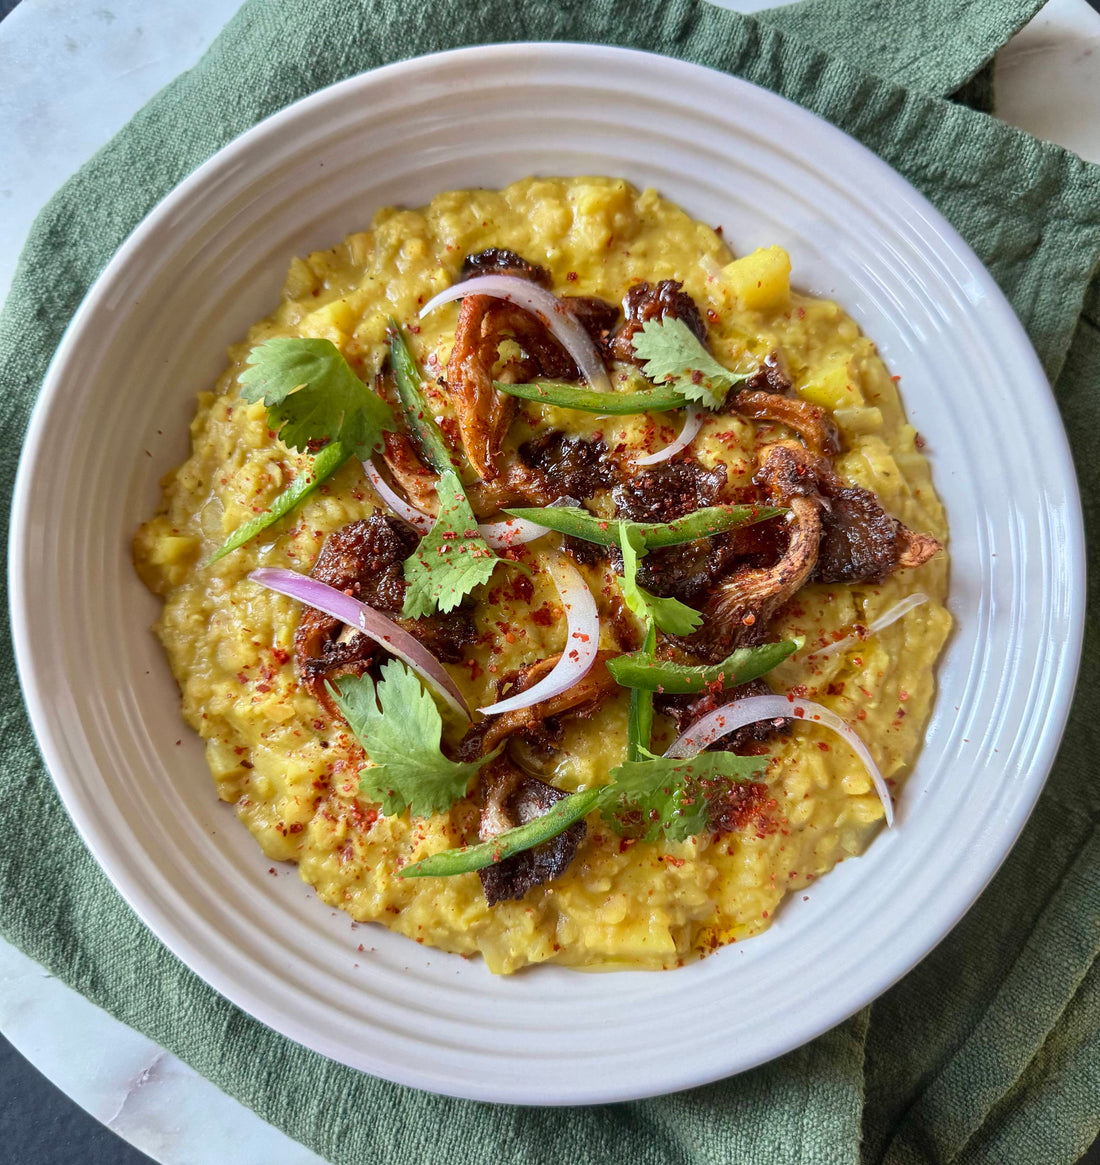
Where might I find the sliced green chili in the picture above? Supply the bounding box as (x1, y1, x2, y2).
(608, 637, 803, 695)
(387, 321, 454, 474)
(206, 439, 350, 565)
(627, 622, 658, 761)
(399, 787, 601, 879)
(501, 503, 786, 551)
(492, 379, 685, 414)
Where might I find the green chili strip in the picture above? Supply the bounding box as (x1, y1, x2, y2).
(502, 503, 785, 551)
(627, 622, 658, 761)
(399, 788, 601, 879)
(608, 637, 803, 695)
(207, 439, 350, 564)
(387, 321, 454, 474)
(493, 379, 685, 414)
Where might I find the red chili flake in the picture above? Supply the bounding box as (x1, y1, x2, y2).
(899, 689, 910, 702)
(289, 823, 304, 834)
(566, 271, 578, 282)
(706, 309, 720, 324)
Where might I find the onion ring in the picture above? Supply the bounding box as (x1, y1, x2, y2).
(248, 567, 470, 719)
(664, 693, 894, 826)
(364, 458, 550, 549)
(420, 274, 613, 394)
(632, 404, 704, 466)
(809, 592, 931, 659)
(478, 554, 599, 716)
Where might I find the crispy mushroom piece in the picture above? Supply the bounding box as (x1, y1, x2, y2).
(459, 248, 552, 286)
(446, 252, 618, 482)
(609, 279, 706, 363)
(755, 441, 942, 584)
(292, 513, 475, 713)
(380, 429, 441, 513)
(476, 757, 587, 905)
(733, 390, 840, 457)
(699, 495, 823, 655)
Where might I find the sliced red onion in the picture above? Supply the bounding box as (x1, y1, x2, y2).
(665, 693, 893, 827)
(364, 458, 549, 549)
(478, 555, 599, 716)
(248, 567, 470, 719)
(478, 516, 552, 549)
(362, 459, 433, 534)
(810, 592, 931, 659)
(632, 404, 705, 466)
(420, 274, 613, 394)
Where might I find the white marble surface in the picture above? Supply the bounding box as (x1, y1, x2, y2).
(1, 0, 1098, 1162)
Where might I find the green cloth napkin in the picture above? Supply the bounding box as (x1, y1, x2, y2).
(2, 1, 1099, 1161)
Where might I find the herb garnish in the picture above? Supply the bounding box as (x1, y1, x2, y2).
(401, 470, 502, 618)
(398, 749, 768, 879)
(631, 317, 750, 409)
(616, 522, 702, 636)
(599, 750, 766, 843)
(239, 337, 394, 459)
(211, 338, 396, 562)
(331, 662, 496, 818)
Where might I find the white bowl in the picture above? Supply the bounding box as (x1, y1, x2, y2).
(10, 45, 1084, 1104)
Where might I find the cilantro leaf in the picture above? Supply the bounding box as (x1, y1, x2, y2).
(617, 522, 703, 635)
(239, 337, 394, 459)
(631, 317, 748, 409)
(331, 661, 487, 818)
(599, 751, 767, 843)
(402, 469, 502, 618)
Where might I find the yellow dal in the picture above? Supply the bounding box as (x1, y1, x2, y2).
(134, 177, 951, 973)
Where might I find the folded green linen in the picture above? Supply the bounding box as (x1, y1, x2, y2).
(1, 1, 1098, 1162)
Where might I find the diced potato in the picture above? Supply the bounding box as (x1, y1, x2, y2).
(281, 256, 319, 300)
(834, 405, 883, 433)
(800, 360, 866, 409)
(722, 245, 791, 311)
(301, 296, 357, 340)
(147, 534, 198, 567)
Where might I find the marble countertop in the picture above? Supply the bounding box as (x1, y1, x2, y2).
(2, 0, 1098, 1161)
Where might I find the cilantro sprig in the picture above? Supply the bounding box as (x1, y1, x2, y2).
(239, 337, 394, 460)
(599, 750, 766, 844)
(401, 469, 502, 618)
(617, 521, 702, 636)
(398, 749, 768, 880)
(331, 661, 496, 818)
(631, 317, 750, 409)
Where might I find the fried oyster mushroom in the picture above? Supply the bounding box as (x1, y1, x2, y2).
(292, 513, 475, 712)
